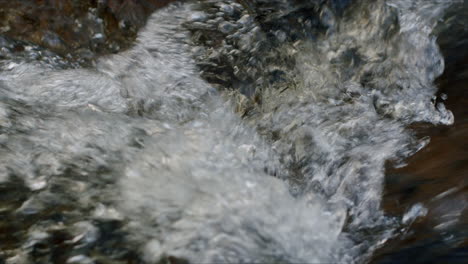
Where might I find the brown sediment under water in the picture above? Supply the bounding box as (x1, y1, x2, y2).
(372, 10, 468, 263)
(0, 0, 178, 65)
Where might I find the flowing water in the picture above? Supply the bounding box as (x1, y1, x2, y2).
(0, 0, 465, 263)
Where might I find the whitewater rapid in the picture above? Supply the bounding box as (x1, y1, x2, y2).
(0, 0, 457, 263)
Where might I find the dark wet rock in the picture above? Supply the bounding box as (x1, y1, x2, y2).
(0, 0, 179, 66)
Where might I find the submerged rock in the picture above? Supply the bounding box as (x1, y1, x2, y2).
(0, 0, 179, 65)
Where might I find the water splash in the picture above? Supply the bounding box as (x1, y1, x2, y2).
(0, 0, 457, 263)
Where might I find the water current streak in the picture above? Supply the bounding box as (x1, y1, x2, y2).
(0, 0, 458, 263)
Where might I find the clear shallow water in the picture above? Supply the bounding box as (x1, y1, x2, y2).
(372, 1, 468, 262)
(0, 0, 464, 263)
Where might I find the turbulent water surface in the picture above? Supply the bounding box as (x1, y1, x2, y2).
(0, 0, 465, 263)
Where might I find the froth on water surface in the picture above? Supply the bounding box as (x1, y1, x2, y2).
(0, 0, 462, 263)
